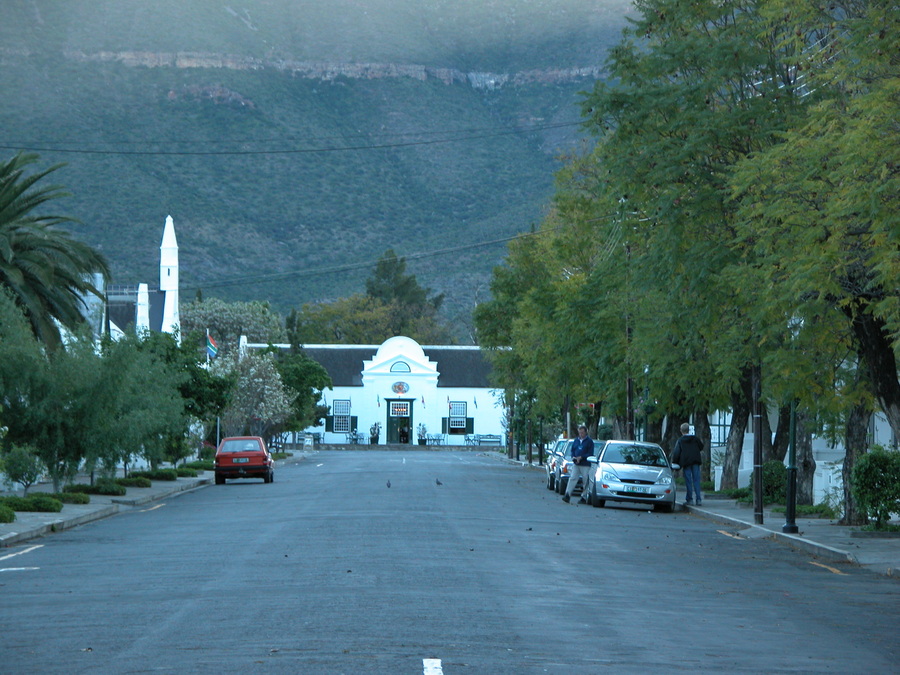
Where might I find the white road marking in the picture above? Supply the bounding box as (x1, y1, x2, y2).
(0, 567, 40, 572)
(423, 658, 443, 674)
(317, 463, 324, 467)
(0, 544, 43, 562)
(140, 503, 165, 512)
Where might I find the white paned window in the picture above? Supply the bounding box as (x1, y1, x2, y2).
(390, 401, 410, 417)
(333, 400, 351, 433)
(449, 401, 467, 429)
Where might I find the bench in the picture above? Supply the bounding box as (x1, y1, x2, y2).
(476, 434, 502, 446)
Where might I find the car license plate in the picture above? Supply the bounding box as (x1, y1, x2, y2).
(234, 457, 249, 463)
(627, 485, 650, 493)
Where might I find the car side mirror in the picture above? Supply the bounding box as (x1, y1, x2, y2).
(588, 456, 598, 464)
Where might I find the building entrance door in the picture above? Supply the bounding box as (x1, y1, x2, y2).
(386, 399, 413, 444)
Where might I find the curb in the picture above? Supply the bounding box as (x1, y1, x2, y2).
(112, 477, 212, 506)
(686, 505, 855, 565)
(0, 504, 120, 547)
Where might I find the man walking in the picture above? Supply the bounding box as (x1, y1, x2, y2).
(562, 425, 594, 504)
(672, 423, 704, 506)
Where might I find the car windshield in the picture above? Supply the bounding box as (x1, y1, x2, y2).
(602, 444, 667, 467)
(221, 440, 261, 453)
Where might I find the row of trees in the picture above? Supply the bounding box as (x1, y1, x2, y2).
(0, 152, 336, 490)
(475, 0, 898, 524)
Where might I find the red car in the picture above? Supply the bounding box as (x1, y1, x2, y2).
(214, 436, 274, 484)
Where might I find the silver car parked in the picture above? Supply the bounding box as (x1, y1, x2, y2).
(584, 440, 676, 512)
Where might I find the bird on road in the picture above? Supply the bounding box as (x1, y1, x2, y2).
(435, 478, 443, 486)
(386, 480, 391, 488)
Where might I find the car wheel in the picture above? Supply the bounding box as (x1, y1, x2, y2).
(215, 474, 225, 485)
(269, 470, 274, 484)
(656, 501, 674, 513)
(546, 472, 554, 490)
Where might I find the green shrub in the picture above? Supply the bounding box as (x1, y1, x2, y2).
(49, 492, 90, 505)
(852, 447, 900, 529)
(0, 494, 63, 512)
(272, 452, 291, 460)
(64, 479, 127, 496)
(116, 476, 152, 488)
(0, 496, 29, 510)
(724, 487, 752, 500)
(176, 467, 198, 478)
(183, 460, 214, 471)
(0, 504, 15, 523)
(131, 469, 178, 481)
(748, 461, 787, 504)
(770, 502, 838, 519)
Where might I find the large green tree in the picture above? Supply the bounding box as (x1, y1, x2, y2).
(291, 249, 454, 345)
(0, 153, 109, 351)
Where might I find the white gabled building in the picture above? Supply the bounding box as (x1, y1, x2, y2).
(244, 335, 506, 446)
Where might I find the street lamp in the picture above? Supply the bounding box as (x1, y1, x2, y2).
(783, 400, 799, 533)
(783, 316, 802, 534)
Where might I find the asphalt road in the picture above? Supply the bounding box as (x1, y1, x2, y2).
(2, 451, 899, 674)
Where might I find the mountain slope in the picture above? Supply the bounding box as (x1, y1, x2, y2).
(0, 1, 631, 339)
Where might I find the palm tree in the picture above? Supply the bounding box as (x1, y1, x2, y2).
(0, 152, 109, 350)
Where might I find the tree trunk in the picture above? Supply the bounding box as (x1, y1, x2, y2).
(645, 417, 664, 444)
(839, 401, 871, 526)
(759, 405, 775, 463)
(662, 414, 687, 455)
(847, 302, 900, 440)
(795, 409, 816, 505)
(770, 404, 791, 463)
(721, 367, 753, 490)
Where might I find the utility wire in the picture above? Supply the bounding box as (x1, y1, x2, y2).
(0, 121, 582, 157)
(182, 228, 549, 292)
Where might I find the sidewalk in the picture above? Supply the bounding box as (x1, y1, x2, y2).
(685, 497, 900, 578)
(0, 474, 213, 548)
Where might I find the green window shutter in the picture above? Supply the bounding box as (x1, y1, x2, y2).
(325, 416, 334, 432)
(351, 415, 358, 431)
(466, 418, 474, 433)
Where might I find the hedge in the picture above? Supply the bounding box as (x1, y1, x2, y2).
(0, 494, 63, 512)
(130, 469, 178, 481)
(0, 504, 15, 523)
(852, 448, 900, 529)
(64, 479, 127, 496)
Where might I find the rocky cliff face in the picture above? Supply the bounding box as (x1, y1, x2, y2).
(55, 49, 603, 89)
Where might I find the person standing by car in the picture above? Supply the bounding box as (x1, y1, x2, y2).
(563, 425, 594, 503)
(672, 423, 704, 506)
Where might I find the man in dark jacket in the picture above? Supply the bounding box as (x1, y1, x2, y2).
(562, 425, 594, 504)
(672, 422, 704, 506)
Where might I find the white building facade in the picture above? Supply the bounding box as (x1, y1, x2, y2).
(246, 336, 506, 446)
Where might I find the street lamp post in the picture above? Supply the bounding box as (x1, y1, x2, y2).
(783, 399, 799, 533)
(783, 316, 801, 534)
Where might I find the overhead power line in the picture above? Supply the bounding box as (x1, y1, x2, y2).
(181, 229, 547, 293)
(0, 121, 582, 157)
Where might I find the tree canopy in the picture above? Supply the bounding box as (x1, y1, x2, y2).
(0, 153, 109, 350)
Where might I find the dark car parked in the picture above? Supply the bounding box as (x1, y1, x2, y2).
(214, 436, 274, 484)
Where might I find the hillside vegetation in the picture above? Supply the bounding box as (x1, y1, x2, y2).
(0, 0, 631, 337)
